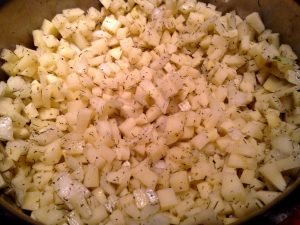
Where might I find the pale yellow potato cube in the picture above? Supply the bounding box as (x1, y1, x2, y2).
(191, 131, 209, 150)
(221, 171, 246, 202)
(245, 12, 265, 33)
(109, 47, 123, 60)
(157, 188, 178, 210)
(102, 16, 121, 34)
(132, 164, 158, 189)
(259, 163, 286, 191)
(110, 209, 125, 225)
(39, 108, 60, 120)
(99, 0, 112, 9)
(256, 191, 280, 205)
(197, 182, 212, 199)
(84, 164, 99, 188)
(170, 171, 190, 192)
(21, 191, 40, 211)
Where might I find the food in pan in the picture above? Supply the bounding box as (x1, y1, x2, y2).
(0, 0, 299, 224)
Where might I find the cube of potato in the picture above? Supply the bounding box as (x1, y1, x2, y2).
(132, 165, 158, 189)
(1, 49, 18, 62)
(227, 154, 257, 170)
(107, 166, 131, 185)
(21, 191, 40, 211)
(33, 171, 53, 190)
(259, 163, 286, 191)
(222, 54, 246, 68)
(175, 198, 195, 217)
(197, 182, 212, 199)
(102, 16, 121, 34)
(99, 0, 112, 9)
(146, 143, 167, 162)
(245, 12, 265, 33)
(263, 75, 285, 92)
(24, 103, 39, 119)
(92, 187, 107, 204)
(275, 156, 300, 172)
(41, 19, 58, 36)
(170, 171, 189, 192)
(0, 117, 13, 141)
(42, 139, 62, 165)
(76, 108, 92, 132)
(119, 118, 136, 137)
(39, 108, 60, 120)
(133, 189, 150, 209)
(191, 161, 212, 181)
(84, 164, 99, 188)
(109, 47, 123, 60)
(6, 140, 29, 161)
(110, 209, 125, 225)
(42, 35, 59, 48)
(265, 108, 281, 128)
(84, 205, 108, 224)
(164, 112, 186, 145)
(256, 191, 280, 205)
(157, 188, 178, 210)
(191, 131, 209, 150)
(271, 135, 294, 155)
(221, 171, 246, 202)
(97, 145, 116, 163)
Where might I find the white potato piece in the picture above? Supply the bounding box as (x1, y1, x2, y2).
(170, 171, 190, 192)
(0, 116, 13, 141)
(157, 188, 178, 210)
(256, 191, 280, 205)
(245, 12, 265, 33)
(259, 164, 287, 191)
(221, 170, 246, 202)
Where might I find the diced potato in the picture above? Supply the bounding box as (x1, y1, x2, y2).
(259, 163, 286, 191)
(21, 191, 40, 211)
(180, 209, 221, 225)
(83, 205, 108, 224)
(41, 19, 58, 36)
(164, 112, 186, 145)
(107, 165, 131, 185)
(275, 156, 300, 172)
(132, 164, 158, 189)
(92, 187, 107, 204)
(6, 140, 29, 161)
(39, 108, 60, 120)
(100, 0, 112, 9)
(0, 3, 299, 225)
(197, 181, 212, 199)
(256, 191, 280, 205)
(102, 16, 121, 34)
(157, 188, 178, 210)
(221, 170, 246, 202)
(271, 135, 294, 155)
(191, 131, 209, 150)
(24, 103, 39, 119)
(84, 164, 99, 188)
(109, 47, 123, 60)
(227, 154, 257, 170)
(133, 189, 150, 209)
(32, 206, 66, 225)
(245, 12, 265, 33)
(0, 117, 13, 141)
(110, 209, 125, 225)
(170, 171, 189, 192)
(191, 161, 212, 181)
